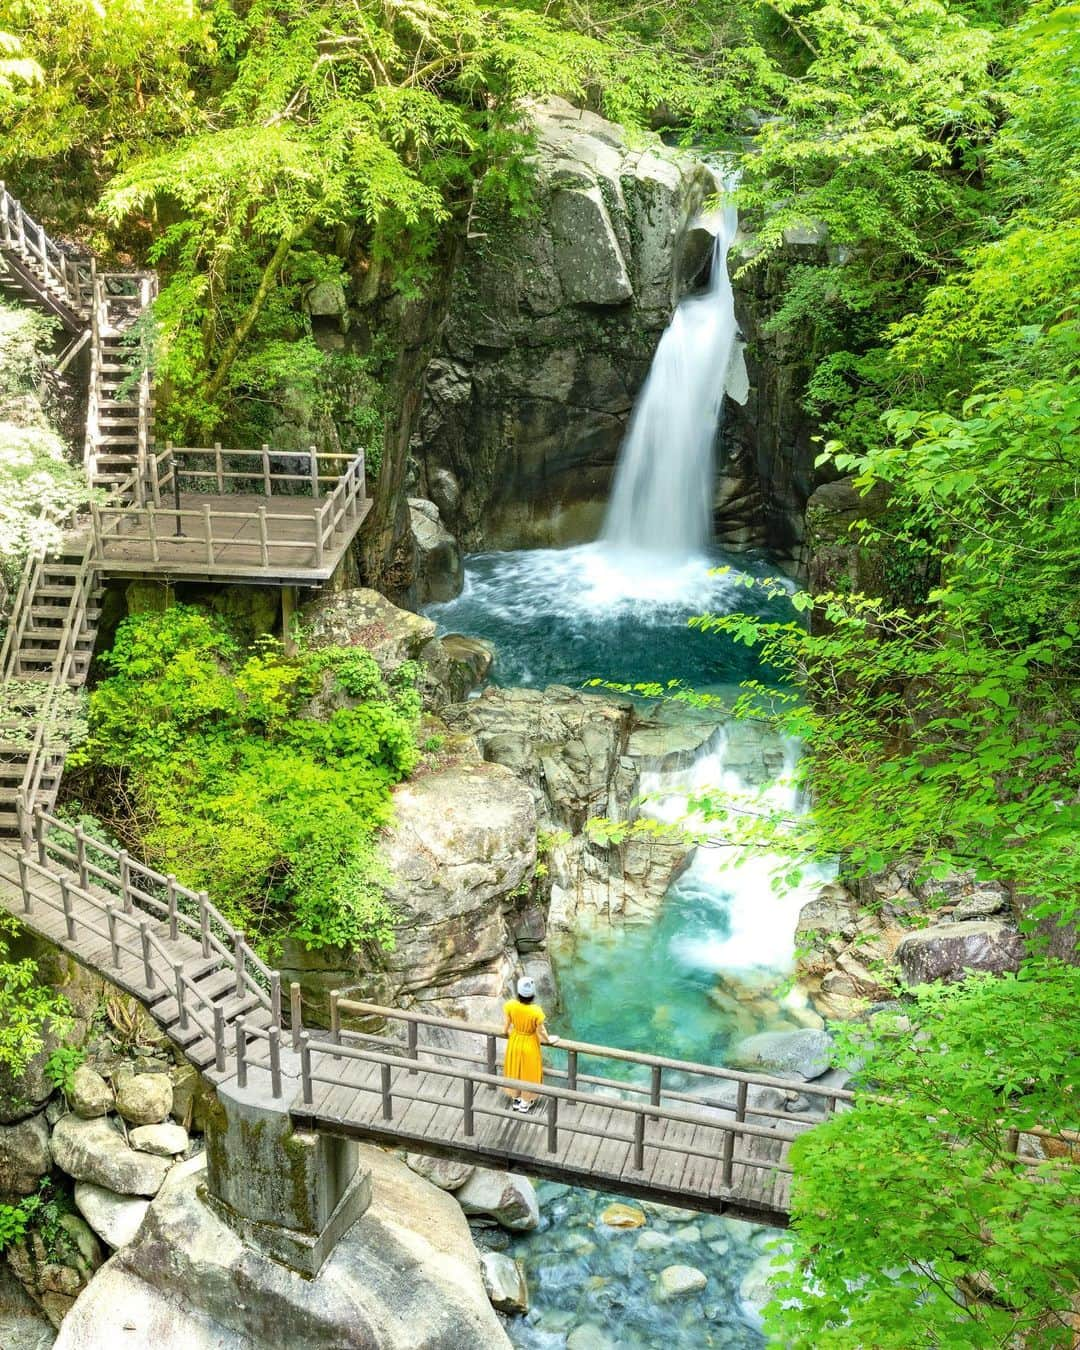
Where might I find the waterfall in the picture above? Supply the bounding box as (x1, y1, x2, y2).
(602, 191, 743, 557)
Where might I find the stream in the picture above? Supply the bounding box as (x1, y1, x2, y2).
(423, 190, 820, 1348)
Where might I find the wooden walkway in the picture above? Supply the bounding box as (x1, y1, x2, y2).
(0, 805, 857, 1226)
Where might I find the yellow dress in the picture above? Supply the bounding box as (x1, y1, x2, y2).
(503, 1000, 545, 1085)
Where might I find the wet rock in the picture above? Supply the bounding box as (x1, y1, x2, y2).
(405, 1153, 474, 1192)
(53, 1148, 509, 1349)
(73, 1182, 150, 1250)
(0, 1113, 51, 1197)
(567, 1326, 616, 1350)
(599, 1202, 646, 1229)
(657, 1264, 708, 1300)
(114, 1074, 172, 1127)
(50, 1116, 170, 1196)
(0, 1259, 55, 1349)
(636, 1230, 674, 1252)
(479, 1250, 529, 1314)
(129, 1123, 188, 1157)
(440, 634, 494, 700)
(455, 1169, 540, 1231)
(895, 920, 1024, 986)
(409, 497, 464, 604)
(69, 1067, 113, 1120)
(728, 1029, 834, 1081)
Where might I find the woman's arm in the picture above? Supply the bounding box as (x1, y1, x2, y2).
(538, 1025, 560, 1045)
(503, 1015, 513, 1036)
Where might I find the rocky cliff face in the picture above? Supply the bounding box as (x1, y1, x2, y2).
(411, 98, 720, 555)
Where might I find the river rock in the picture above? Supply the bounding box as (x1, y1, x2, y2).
(405, 1153, 474, 1191)
(455, 1169, 540, 1231)
(440, 634, 495, 700)
(53, 1147, 510, 1350)
(409, 497, 464, 604)
(50, 1116, 170, 1196)
(567, 1326, 616, 1350)
(479, 1250, 529, 1314)
(114, 1074, 172, 1126)
(70, 1066, 113, 1120)
(0, 1113, 51, 1197)
(0, 1045, 56, 1126)
(73, 1182, 150, 1250)
(657, 1264, 708, 1300)
(895, 920, 1025, 986)
(600, 1202, 646, 1229)
(129, 1122, 188, 1157)
(728, 1029, 834, 1081)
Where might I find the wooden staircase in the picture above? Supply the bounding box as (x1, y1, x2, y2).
(0, 542, 102, 835)
(85, 272, 156, 497)
(0, 183, 92, 332)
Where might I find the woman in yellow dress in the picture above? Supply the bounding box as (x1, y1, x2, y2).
(503, 976, 559, 1114)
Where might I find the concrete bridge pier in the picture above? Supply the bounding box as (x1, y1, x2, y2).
(202, 1051, 370, 1278)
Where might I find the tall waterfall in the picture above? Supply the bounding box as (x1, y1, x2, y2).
(602, 192, 743, 556)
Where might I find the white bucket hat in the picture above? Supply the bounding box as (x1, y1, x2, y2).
(516, 976, 536, 999)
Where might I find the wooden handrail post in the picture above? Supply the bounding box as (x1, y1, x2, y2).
(407, 1020, 419, 1076)
(485, 1033, 496, 1077)
(148, 504, 160, 564)
(166, 874, 178, 940)
(723, 1079, 749, 1186)
(119, 850, 132, 913)
(33, 805, 46, 865)
(139, 921, 154, 989)
(261, 444, 271, 496)
(233, 929, 246, 998)
(381, 1062, 392, 1120)
(300, 1031, 313, 1104)
(106, 905, 120, 966)
(74, 824, 88, 889)
(268, 1026, 282, 1098)
(213, 1005, 226, 1073)
(463, 1077, 474, 1135)
(235, 1017, 247, 1089)
(15, 791, 30, 854)
(18, 853, 31, 914)
(258, 507, 269, 567)
(567, 1048, 578, 1093)
(547, 1096, 559, 1154)
(214, 441, 224, 492)
(650, 1065, 663, 1107)
(633, 1112, 646, 1171)
(59, 876, 76, 941)
(203, 504, 214, 564)
(290, 982, 303, 1051)
(309, 446, 319, 500)
(329, 990, 341, 1045)
(198, 891, 210, 957)
(270, 972, 282, 1029)
(174, 963, 188, 1030)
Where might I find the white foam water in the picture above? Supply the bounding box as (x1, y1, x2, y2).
(602, 193, 745, 557)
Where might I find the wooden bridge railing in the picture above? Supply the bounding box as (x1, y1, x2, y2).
(17, 803, 281, 1027)
(150, 444, 359, 502)
(280, 996, 856, 1184)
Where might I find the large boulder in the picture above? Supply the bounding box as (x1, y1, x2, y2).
(728, 1029, 834, 1082)
(895, 920, 1025, 986)
(70, 1066, 114, 1120)
(0, 1113, 51, 1197)
(409, 497, 464, 604)
(54, 1148, 510, 1349)
(114, 1074, 172, 1127)
(50, 1116, 170, 1196)
(0, 1259, 55, 1349)
(455, 1168, 540, 1231)
(416, 97, 722, 552)
(73, 1182, 150, 1250)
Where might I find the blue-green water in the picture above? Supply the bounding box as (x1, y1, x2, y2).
(425, 543, 791, 692)
(426, 544, 812, 1348)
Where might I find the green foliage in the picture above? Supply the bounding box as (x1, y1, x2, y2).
(44, 1044, 85, 1098)
(0, 1178, 75, 1259)
(72, 606, 420, 955)
(769, 964, 1080, 1347)
(0, 914, 70, 1076)
(0, 303, 90, 590)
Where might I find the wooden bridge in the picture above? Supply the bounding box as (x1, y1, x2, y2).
(1, 803, 854, 1227)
